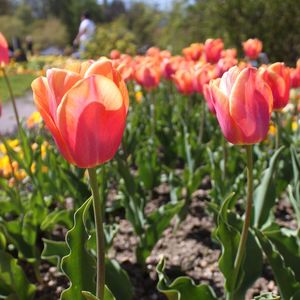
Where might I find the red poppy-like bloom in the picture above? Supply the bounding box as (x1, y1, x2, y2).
(259, 62, 290, 110)
(31, 59, 129, 168)
(207, 66, 273, 144)
(204, 38, 224, 64)
(0, 32, 9, 65)
(242, 38, 263, 60)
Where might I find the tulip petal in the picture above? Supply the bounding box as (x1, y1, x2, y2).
(31, 77, 75, 164)
(230, 68, 271, 143)
(211, 81, 242, 144)
(47, 68, 82, 112)
(57, 75, 125, 168)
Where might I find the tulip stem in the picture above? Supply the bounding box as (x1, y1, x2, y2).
(88, 167, 105, 300)
(198, 97, 205, 144)
(1, 66, 21, 130)
(222, 137, 227, 182)
(275, 112, 281, 149)
(229, 145, 253, 300)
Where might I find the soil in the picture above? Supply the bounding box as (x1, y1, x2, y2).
(29, 176, 284, 300)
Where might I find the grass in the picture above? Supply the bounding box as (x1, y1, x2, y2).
(0, 73, 37, 103)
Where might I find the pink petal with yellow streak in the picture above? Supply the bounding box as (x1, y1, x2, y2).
(85, 59, 129, 111)
(31, 77, 75, 164)
(47, 68, 82, 119)
(57, 75, 126, 168)
(210, 81, 242, 144)
(229, 68, 271, 143)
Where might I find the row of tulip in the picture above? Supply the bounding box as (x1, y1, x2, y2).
(1, 30, 300, 300)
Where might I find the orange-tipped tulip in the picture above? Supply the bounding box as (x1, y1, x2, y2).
(204, 38, 224, 64)
(193, 64, 216, 94)
(0, 32, 9, 65)
(208, 66, 273, 144)
(243, 38, 262, 60)
(259, 62, 290, 110)
(134, 62, 160, 90)
(182, 43, 203, 61)
(172, 69, 194, 95)
(31, 59, 129, 168)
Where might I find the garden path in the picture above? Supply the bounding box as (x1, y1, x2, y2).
(0, 91, 36, 134)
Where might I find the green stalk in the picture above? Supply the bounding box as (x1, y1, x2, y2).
(197, 97, 205, 144)
(229, 145, 253, 300)
(88, 168, 105, 300)
(1, 66, 21, 130)
(275, 111, 281, 149)
(222, 137, 228, 182)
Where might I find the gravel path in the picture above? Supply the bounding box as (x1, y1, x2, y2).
(0, 91, 36, 134)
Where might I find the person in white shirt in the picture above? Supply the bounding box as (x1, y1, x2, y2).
(73, 11, 96, 57)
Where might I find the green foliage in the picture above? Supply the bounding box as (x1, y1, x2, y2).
(0, 15, 25, 42)
(0, 74, 37, 103)
(253, 147, 285, 228)
(0, 250, 36, 299)
(255, 229, 300, 300)
(61, 197, 96, 300)
(85, 17, 137, 58)
(156, 258, 217, 300)
(31, 18, 68, 50)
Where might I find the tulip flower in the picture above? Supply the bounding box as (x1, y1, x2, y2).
(259, 62, 290, 110)
(134, 61, 160, 90)
(242, 38, 262, 60)
(208, 66, 273, 144)
(161, 56, 183, 80)
(32, 59, 129, 168)
(193, 63, 216, 94)
(204, 38, 224, 64)
(182, 43, 203, 61)
(172, 69, 194, 95)
(0, 32, 9, 65)
(290, 67, 300, 88)
(110, 49, 121, 60)
(203, 83, 216, 115)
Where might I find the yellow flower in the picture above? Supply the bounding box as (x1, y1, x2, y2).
(268, 124, 277, 136)
(0, 139, 20, 154)
(41, 142, 49, 159)
(292, 121, 298, 132)
(27, 111, 42, 128)
(135, 91, 143, 103)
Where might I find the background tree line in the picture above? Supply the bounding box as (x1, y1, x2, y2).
(1, 0, 300, 64)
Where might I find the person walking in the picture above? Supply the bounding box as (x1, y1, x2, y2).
(73, 11, 96, 58)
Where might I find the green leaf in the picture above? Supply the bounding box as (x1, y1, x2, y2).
(251, 292, 280, 299)
(156, 258, 217, 300)
(0, 250, 36, 299)
(214, 193, 239, 292)
(263, 224, 300, 282)
(253, 146, 285, 228)
(41, 209, 73, 231)
(255, 229, 300, 299)
(82, 286, 116, 300)
(41, 239, 69, 269)
(60, 197, 96, 300)
(105, 259, 133, 300)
